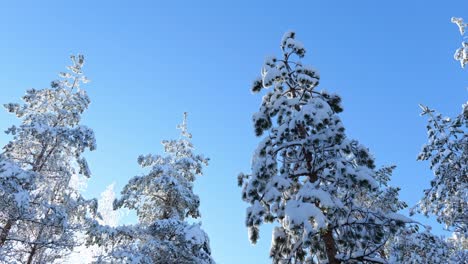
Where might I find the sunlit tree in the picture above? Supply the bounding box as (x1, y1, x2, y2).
(89, 113, 215, 264)
(239, 32, 410, 264)
(0, 55, 98, 263)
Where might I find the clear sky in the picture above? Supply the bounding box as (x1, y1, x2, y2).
(1, 1, 467, 263)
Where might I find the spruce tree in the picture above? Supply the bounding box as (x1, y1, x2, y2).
(239, 32, 410, 263)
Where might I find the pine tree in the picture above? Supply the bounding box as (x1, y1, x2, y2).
(452, 17, 468, 68)
(447, 233, 468, 263)
(89, 113, 215, 264)
(0, 55, 98, 263)
(411, 18, 468, 238)
(387, 225, 452, 264)
(239, 32, 410, 263)
(414, 103, 467, 236)
(398, 17, 468, 263)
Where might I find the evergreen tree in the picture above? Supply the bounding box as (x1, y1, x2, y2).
(414, 103, 467, 236)
(387, 226, 452, 264)
(89, 113, 214, 264)
(447, 233, 468, 263)
(400, 17, 468, 263)
(452, 17, 468, 68)
(0, 55, 98, 263)
(411, 18, 468, 238)
(239, 32, 410, 263)
(386, 223, 467, 263)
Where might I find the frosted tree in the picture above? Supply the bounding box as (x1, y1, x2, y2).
(414, 104, 467, 236)
(452, 17, 468, 68)
(0, 55, 98, 263)
(386, 224, 468, 264)
(387, 225, 452, 264)
(97, 183, 121, 228)
(447, 232, 468, 263)
(0, 156, 34, 262)
(67, 184, 122, 263)
(411, 18, 468, 238)
(400, 17, 468, 264)
(89, 113, 214, 264)
(239, 32, 411, 264)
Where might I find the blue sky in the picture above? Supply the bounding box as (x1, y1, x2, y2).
(1, 1, 467, 263)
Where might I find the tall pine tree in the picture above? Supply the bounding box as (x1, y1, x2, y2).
(414, 103, 467, 236)
(0, 55, 98, 263)
(239, 32, 410, 263)
(380, 17, 468, 264)
(411, 16, 467, 241)
(89, 113, 214, 264)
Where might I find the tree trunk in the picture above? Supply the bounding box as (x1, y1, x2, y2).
(26, 225, 44, 264)
(0, 219, 13, 247)
(323, 229, 339, 264)
(303, 147, 339, 264)
(25, 182, 60, 264)
(26, 244, 37, 264)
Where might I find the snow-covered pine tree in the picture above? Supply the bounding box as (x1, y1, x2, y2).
(89, 113, 214, 264)
(452, 17, 468, 68)
(447, 233, 468, 263)
(394, 17, 468, 263)
(411, 18, 468, 238)
(387, 225, 452, 264)
(414, 103, 467, 236)
(0, 55, 98, 263)
(239, 32, 411, 264)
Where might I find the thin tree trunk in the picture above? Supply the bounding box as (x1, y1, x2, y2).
(26, 181, 62, 264)
(26, 244, 37, 264)
(0, 219, 13, 247)
(26, 223, 46, 264)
